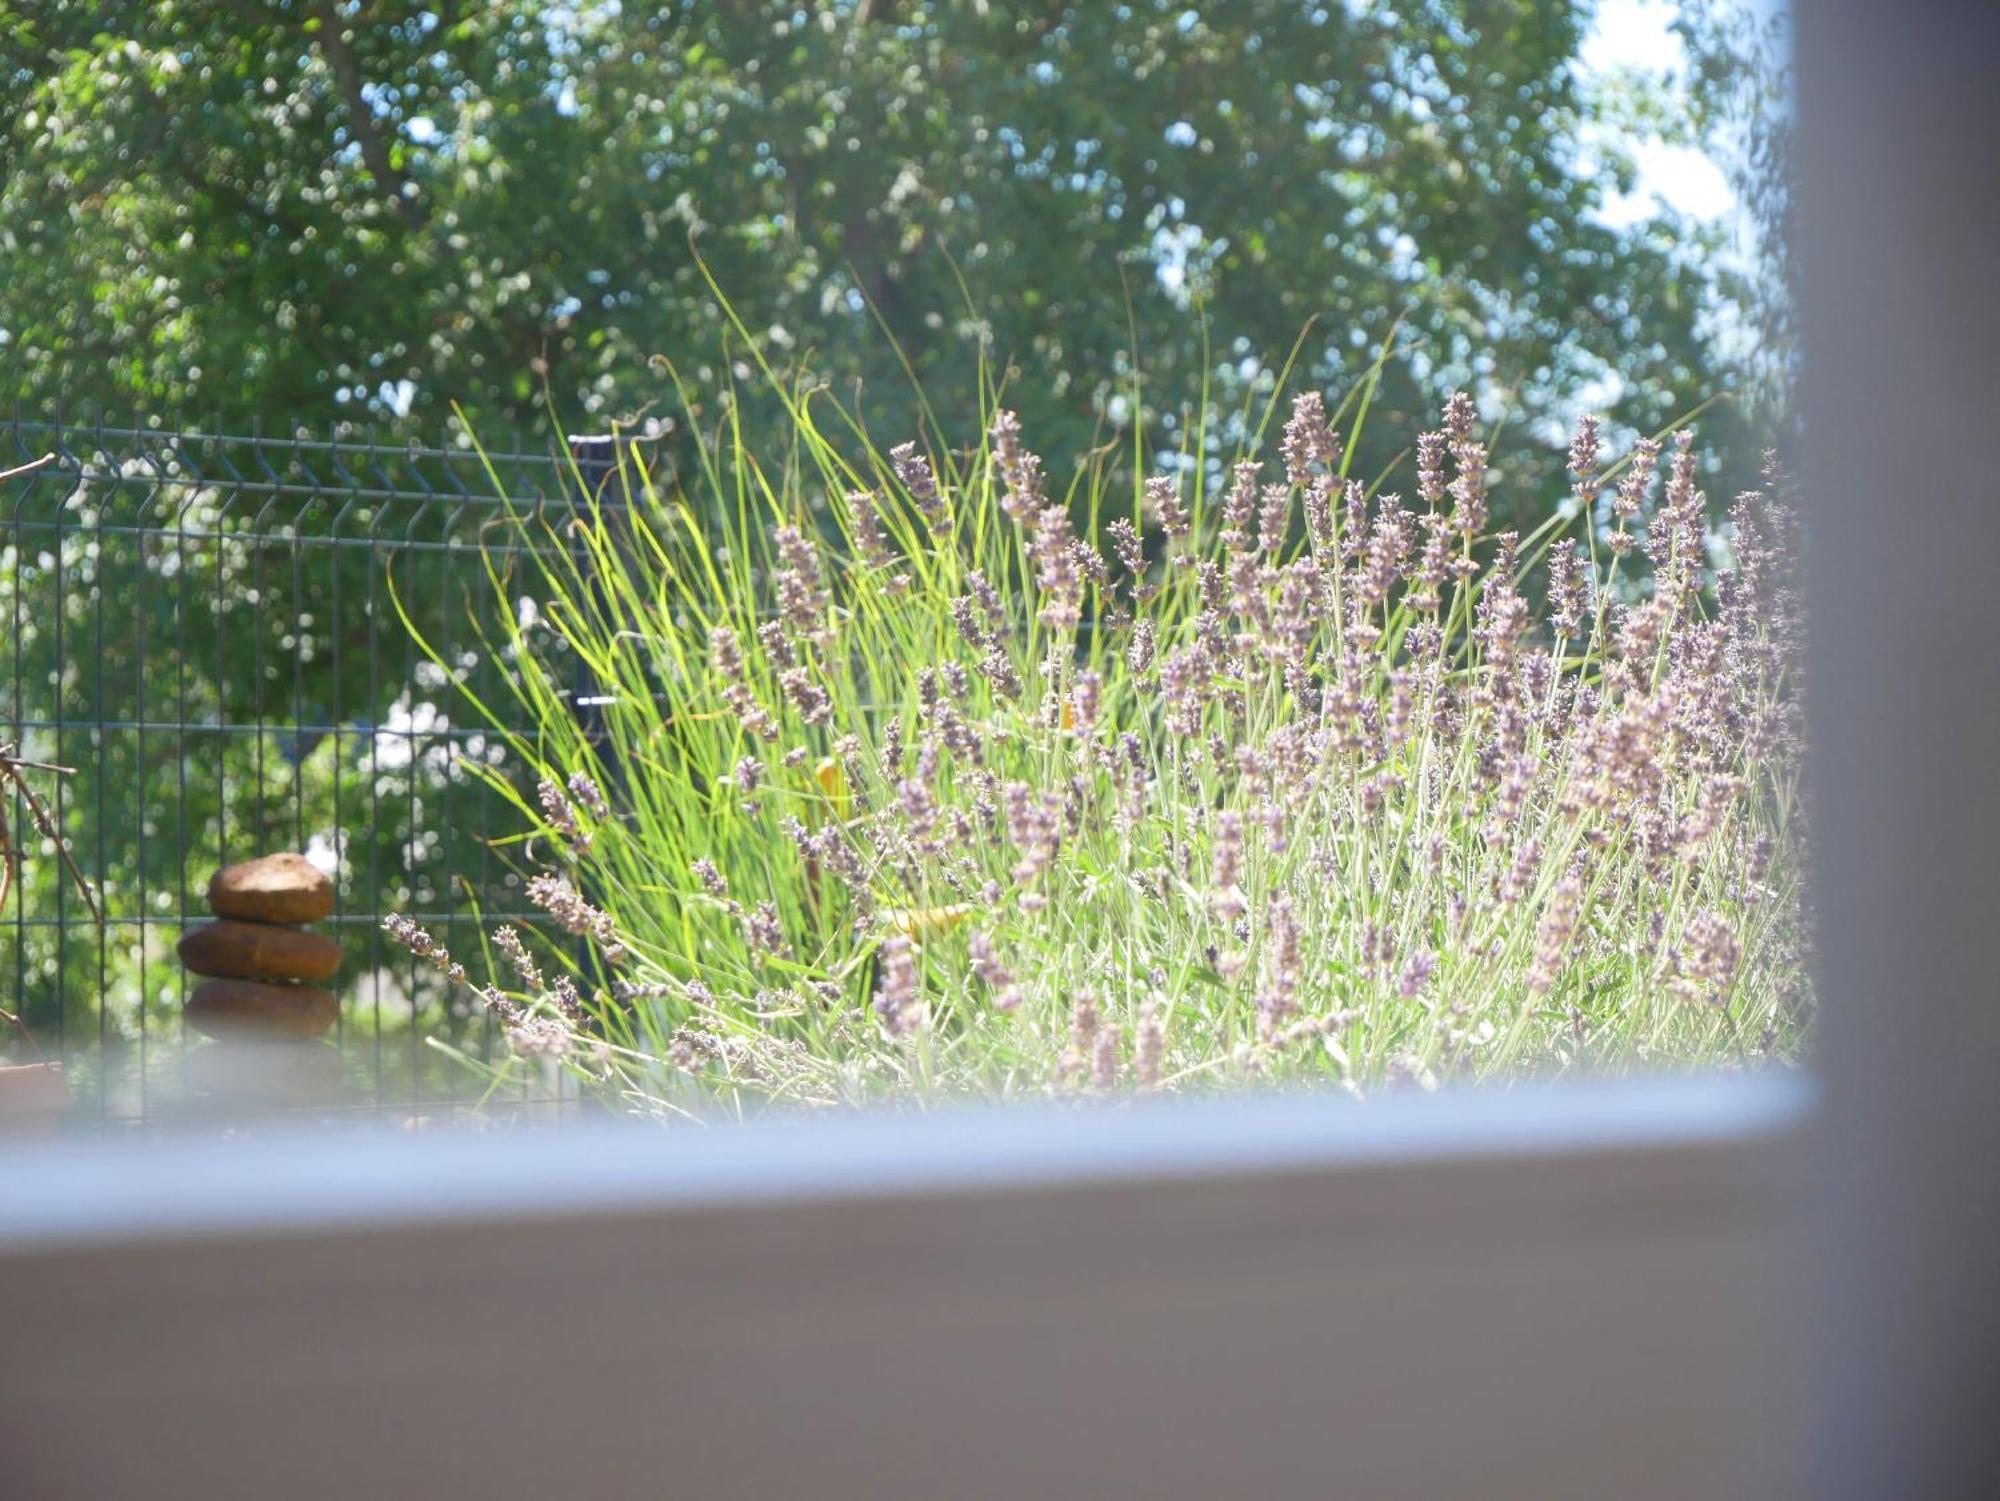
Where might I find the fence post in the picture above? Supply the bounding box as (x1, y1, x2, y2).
(562, 434, 630, 794)
(560, 435, 637, 1011)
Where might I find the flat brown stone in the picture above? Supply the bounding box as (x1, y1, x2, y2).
(182, 1039, 348, 1106)
(206, 852, 334, 924)
(178, 920, 342, 983)
(185, 978, 339, 1040)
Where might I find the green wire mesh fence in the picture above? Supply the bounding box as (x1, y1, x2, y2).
(3, 416, 584, 1126)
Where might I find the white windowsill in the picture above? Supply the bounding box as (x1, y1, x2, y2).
(0, 1070, 1809, 1251)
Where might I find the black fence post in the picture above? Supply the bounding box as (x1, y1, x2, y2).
(563, 433, 629, 798)
(560, 434, 641, 1010)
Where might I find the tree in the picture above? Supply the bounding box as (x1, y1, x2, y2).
(5, 1, 1778, 485)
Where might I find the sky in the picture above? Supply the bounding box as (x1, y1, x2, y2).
(1582, 0, 1742, 229)
(1532, 0, 1791, 430)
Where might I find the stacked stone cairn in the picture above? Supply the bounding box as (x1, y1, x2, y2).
(177, 854, 345, 1109)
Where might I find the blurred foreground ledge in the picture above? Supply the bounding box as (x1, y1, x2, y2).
(0, 1074, 1806, 1501)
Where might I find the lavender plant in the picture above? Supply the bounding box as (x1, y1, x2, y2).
(393, 362, 1807, 1116)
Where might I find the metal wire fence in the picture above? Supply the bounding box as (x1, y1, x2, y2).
(2, 416, 583, 1127)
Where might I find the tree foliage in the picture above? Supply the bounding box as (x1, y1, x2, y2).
(5, 1, 1776, 477)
